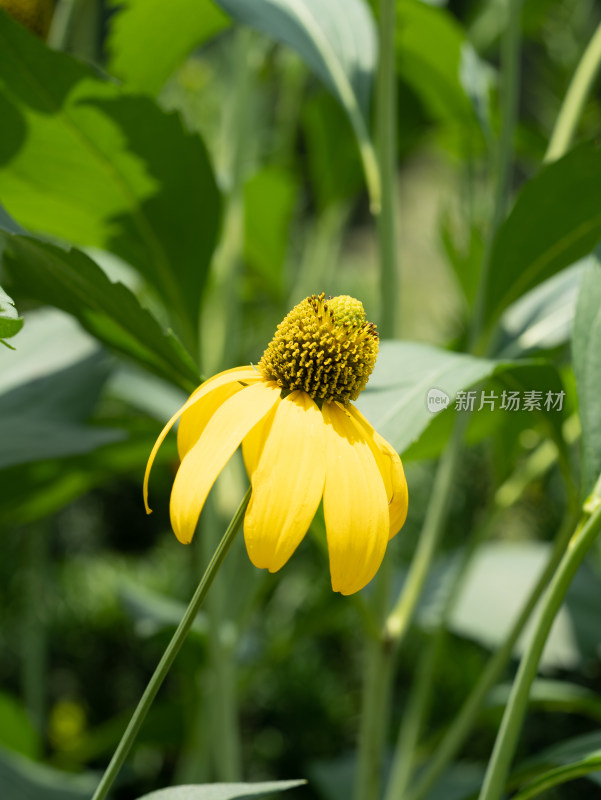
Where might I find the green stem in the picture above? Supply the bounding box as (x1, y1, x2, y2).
(354, 556, 394, 800)
(352, 3, 398, 797)
(90, 488, 251, 800)
(545, 18, 601, 163)
(477, 503, 601, 800)
(203, 497, 242, 781)
(407, 503, 579, 800)
(471, 0, 523, 349)
(375, 0, 398, 339)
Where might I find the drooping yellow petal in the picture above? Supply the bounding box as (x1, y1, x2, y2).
(347, 404, 408, 538)
(170, 381, 280, 544)
(178, 381, 248, 459)
(242, 403, 276, 479)
(143, 366, 260, 513)
(244, 391, 326, 572)
(321, 402, 390, 595)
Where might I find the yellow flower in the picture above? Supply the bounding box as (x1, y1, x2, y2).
(144, 294, 408, 595)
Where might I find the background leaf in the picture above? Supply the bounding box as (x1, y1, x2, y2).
(0, 284, 23, 345)
(2, 234, 200, 390)
(0, 10, 220, 341)
(0, 744, 97, 800)
(107, 0, 229, 95)
(484, 143, 601, 330)
(136, 780, 307, 800)
(212, 0, 379, 203)
(572, 247, 601, 497)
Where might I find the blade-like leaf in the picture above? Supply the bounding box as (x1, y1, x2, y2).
(485, 142, 601, 330)
(107, 0, 229, 94)
(572, 247, 601, 496)
(512, 752, 601, 800)
(213, 0, 380, 207)
(0, 10, 220, 341)
(2, 233, 200, 391)
(137, 780, 307, 800)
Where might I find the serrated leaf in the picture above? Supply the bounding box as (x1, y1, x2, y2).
(213, 0, 380, 206)
(136, 779, 307, 800)
(572, 247, 601, 497)
(485, 142, 601, 329)
(2, 233, 200, 391)
(107, 0, 229, 94)
(0, 10, 220, 340)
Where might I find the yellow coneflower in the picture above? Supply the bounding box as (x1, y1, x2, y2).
(145, 294, 408, 595)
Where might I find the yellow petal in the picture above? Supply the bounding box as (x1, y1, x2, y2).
(170, 381, 280, 544)
(242, 403, 276, 479)
(178, 381, 246, 459)
(321, 402, 390, 595)
(347, 404, 408, 538)
(143, 366, 260, 513)
(244, 391, 326, 572)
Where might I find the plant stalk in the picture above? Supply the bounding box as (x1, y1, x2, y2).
(545, 18, 601, 163)
(90, 487, 251, 800)
(477, 503, 601, 800)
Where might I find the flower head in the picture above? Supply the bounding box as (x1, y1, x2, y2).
(145, 293, 408, 595)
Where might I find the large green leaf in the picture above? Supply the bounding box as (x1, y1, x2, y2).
(213, 0, 380, 206)
(484, 143, 601, 330)
(0, 10, 220, 339)
(2, 233, 200, 390)
(0, 309, 124, 469)
(355, 341, 565, 456)
(107, 0, 229, 95)
(572, 248, 601, 497)
(137, 780, 307, 800)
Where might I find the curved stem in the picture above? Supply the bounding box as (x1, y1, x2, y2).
(545, 19, 601, 163)
(477, 503, 601, 800)
(90, 487, 251, 800)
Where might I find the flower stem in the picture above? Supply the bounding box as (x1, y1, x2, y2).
(375, 0, 399, 339)
(477, 502, 601, 800)
(90, 487, 251, 800)
(545, 18, 601, 163)
(407, 501, 579, 800)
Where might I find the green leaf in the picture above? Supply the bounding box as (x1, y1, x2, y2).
(2, 234, 200, 390)
(0, 743, 97, 800)
(0, 284, 23, 347)
(512, 751, 601, 800)
(573, 247, 601, 497)
(487, 679, 601, 721)
(356, 341, 563, 456)
(484, 142, 601, 329)
(0, 10, 220, 339)
(107, 0, 229, 94)
(213, 0, 380, 207)
(433, 541, 601, 670)
(0, 309, 124, 468)
(495, 261, 584, 358)
(119, 582, 207, 639)
(396, 0, 491, 134)
(136, 780, 307, 800)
